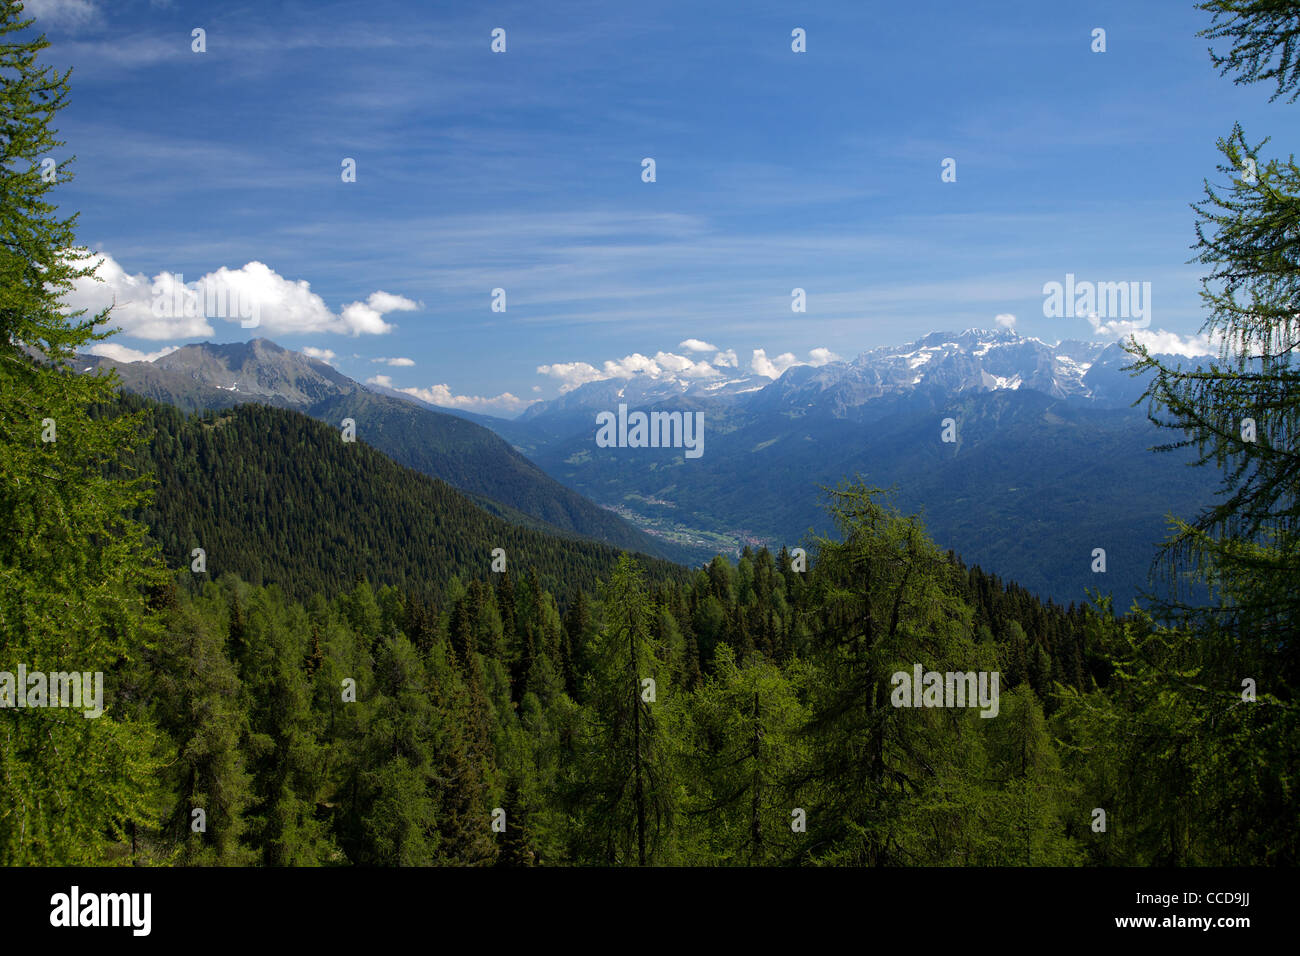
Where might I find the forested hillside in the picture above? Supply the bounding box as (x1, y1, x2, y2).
(109, 396, 687, 603)
(74, 484, 1289, 867)
(82, 342, 689, 563)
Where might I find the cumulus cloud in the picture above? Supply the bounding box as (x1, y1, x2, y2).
(1085, 314, 1148, 340)
(538, 350, 722, 393)
(371, 356, 416, 366)
(534, 360, 607, 392)
(751, 347, 839, 379)
(63, 251, 418, 340)
(1127, 328, 1219, 358)
(538, 342, 841, 390)
(366, 375, 528, 414)
(712, 349, 739, 368)
(603, 353, 661, 377)
(751, 349, 799, 379)
(995, 313, 1016, 329)
(338, 290, 418, 336)
(679, 339, 718, 353)
(1086, 314, 1220, 358)
(63, 253, 214, 340)
(652, 351, 720, 378)
(87, 343, 179, 364)
(301, 347, 337, 365)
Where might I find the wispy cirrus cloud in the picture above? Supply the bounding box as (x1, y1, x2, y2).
(22, 0, 102, 29)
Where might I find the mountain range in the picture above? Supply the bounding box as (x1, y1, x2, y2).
(487, 328, 1223, 607)
(82, 329, 1225, 607)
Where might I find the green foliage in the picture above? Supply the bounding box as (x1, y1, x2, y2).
(0, 5, 166, 865)
(1198, 0, 1300, 102)
(115, 397, 688, 604)
(566, 556, 675, 865)
(1109, 8, 1300, 868)
(676, 643, 808, 865)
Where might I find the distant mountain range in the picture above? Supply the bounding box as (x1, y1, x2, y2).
(516, 329, 1150, 436)
(81, 330, 1225, 607)
(486, 329, 1222, 607)
(79, 340, 690, 564)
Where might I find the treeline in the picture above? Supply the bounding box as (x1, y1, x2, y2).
(72, 484, 1289, 866)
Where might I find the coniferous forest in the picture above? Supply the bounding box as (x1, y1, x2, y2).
(2, 0, 1299, 883)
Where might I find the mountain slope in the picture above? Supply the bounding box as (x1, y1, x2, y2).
(82, 340, 687, 563)
(309, 388, 680, 555)
(117, 396, 688, 602)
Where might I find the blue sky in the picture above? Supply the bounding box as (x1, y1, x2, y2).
(27, 0, 1291, 415)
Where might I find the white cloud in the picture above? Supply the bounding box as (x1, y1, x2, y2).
(539, 342, 838, 390)
(87, 343, 179, 364)
(752, 347, 841, 379)
(535, 361, 606, 392)
(63, 251, 417, 340)
(301, 347, 337, 365)
(1087, 314, 1220, 358)
(338, 290, 419, 336)
(1127, 328, 1219, 358)
(679, 338, 718, 353)
(603, 352, 661, 377)
(1086, 314, 1143, 338)
(367, 375, 528, 414)
(712, 349, 739, 368)
(652, 351, 721, 379)
(995, 313, 1017, 329)
(751, 349, 799, 379)
(63, 253, 214, 340)
(538, 349, 723, 393)
(371, 356, 416, 367)
(23, 0, 101, 28)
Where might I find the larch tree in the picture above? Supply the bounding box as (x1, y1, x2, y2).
(0, 2, 166, 864)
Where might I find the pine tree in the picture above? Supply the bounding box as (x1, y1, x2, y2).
(495, 777, 538, 866)
(1115, 4, 1300, 865)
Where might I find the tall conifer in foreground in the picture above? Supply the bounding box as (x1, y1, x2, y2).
(0, 0, 165, 863)
(1113, 0, 1300, 864)
(570, 555, 674, 864)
